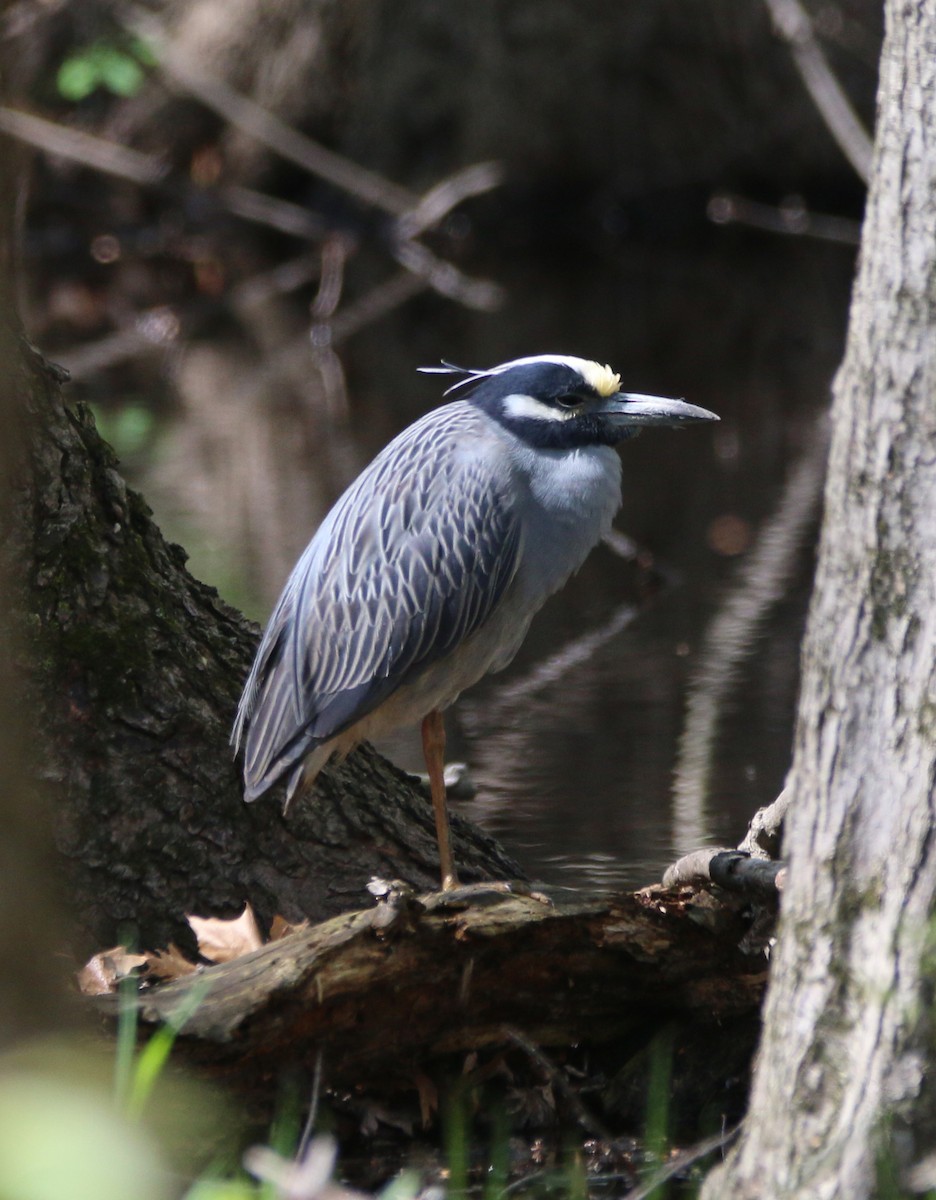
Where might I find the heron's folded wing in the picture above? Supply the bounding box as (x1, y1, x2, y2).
(235, 406, 520, 799)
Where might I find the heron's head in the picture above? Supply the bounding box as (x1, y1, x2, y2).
(420, 355, 719, 449)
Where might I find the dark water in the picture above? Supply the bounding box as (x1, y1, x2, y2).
(83, 226, 854, 890)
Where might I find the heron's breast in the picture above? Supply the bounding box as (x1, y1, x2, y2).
(512, 444, 622, 602)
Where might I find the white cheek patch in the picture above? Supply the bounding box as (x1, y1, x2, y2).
(503, 393, 575, 422)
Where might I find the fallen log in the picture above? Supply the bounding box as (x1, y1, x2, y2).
(116, 880, 771, 1094)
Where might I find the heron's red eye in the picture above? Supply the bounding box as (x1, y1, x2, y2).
(555, 395, 581, 410)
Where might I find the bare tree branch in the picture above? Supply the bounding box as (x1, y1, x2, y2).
(121, 4, 419, 217)
(0, 105, 168, 187)
(708, 192, 862, 245)
(763, 0, 873, 182)
(397, 160, 505, 240)
(390, 237, 504, 311)
(120, 5, 504, 307)
(0, 104, 326, 240)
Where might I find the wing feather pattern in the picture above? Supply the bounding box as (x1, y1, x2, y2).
(232, 403, 521, 802)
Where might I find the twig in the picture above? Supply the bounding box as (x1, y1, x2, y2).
(232, 253, 324, 313)
(622, 1123, 741, 1200)
(220, 185, 326, 239)
(234, 271, 427, 408)
(119, 5, 504, 308)
(0, 105, 167, 186)
(763, 0, 873, 183)
(310, 236, 352, 322)
(397, 160, 505, 240)
(121, 4, 418, 216)
(503, 1027, 613, 1142)
(57, 307, 182, 381)
(662, 848, 785, 899)
(708, 192, 861, 246)
(58, 250, 324, 380)
(391, 237, 504, 311)
(315, 271, 428, 347)
(708, 191, 861, 245)
(296, 1051, 324, 1164)
(0, 105, 326, 241)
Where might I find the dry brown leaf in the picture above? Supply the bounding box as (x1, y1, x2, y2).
(187, 903, 263, 963)
(144, 943, 199, 981)
(76, 945, 148, 996)
(269, 914, 309, 942)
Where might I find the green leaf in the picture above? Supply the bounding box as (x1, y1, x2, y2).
(56, 40, 151, 101)
(113, 971, 139, 1112)
(56, 56, 102, 101)
(96, 46, 146, 97)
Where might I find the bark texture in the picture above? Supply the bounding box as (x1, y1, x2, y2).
(703, 3, 936, 1196)
(4, 344, 520, 956)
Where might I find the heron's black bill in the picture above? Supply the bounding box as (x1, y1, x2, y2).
(603, 392, 720, 427)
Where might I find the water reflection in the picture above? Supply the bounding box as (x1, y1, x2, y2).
(127, 230, 853, 890)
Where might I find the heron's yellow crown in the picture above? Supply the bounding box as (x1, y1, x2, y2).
(580, 361, 622, 397)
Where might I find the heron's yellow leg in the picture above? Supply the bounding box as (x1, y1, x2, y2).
(421, 709, 458, 891)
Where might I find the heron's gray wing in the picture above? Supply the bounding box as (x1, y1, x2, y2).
(234, 404, 521, 801)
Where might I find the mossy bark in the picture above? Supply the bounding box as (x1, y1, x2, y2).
(5, 341, 520, 956)
(702, 3, 936, 1196)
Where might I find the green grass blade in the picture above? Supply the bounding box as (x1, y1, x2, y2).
(113, 972, 140, 1111)
(127, 977, 211, 1120)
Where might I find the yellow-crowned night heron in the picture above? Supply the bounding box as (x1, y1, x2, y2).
(233, 355, 718, 889)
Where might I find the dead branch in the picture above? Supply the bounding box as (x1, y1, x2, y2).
(663, 849, 785, 901)
(390, 236, 504, 311)
(54, 249, 326, 380)
(0, 104, 326, 241)
(0, 104, 167, 186)
(707, 192, 861, 245)
(121, 5, 419, 217)
(624, 1124, 741, 1200)
(315, 271, 428, 346)
(505, 1026, 612, 1140)
(397, 161, 505, 240)
(121, 6, 503, 308)
(763, 0, 873, 182)
(57, 306, 181, 380)
(218, 185, 326, 240)
(231, 253, 324, 314)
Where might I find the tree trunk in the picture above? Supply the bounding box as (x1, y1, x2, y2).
(702, 3, 936, 1196)
(4, 339, 520, 956)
